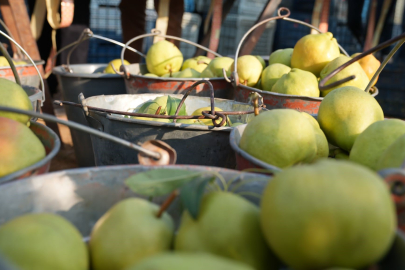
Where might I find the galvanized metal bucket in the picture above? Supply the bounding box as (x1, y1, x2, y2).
(83, 93, 257, 168)
(0, 120, 61, 184)
(53, 64, 127, 167)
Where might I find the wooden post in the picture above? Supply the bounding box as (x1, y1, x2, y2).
(0, 0, 61, 138)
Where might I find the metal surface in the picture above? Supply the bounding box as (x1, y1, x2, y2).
(0, 121, 61, 185)
(229, 124, 281, 172)
(124, 63, 234, 100)
(0, 60, 44, 88)
(53, 64, 127, 167)
(23, 85, 42, 118)
(84, 94, 257, 168)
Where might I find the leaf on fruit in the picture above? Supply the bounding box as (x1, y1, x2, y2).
(167, 95, 187, 116)
(180, 175, 215, 220)
(125, 169, 202, 197)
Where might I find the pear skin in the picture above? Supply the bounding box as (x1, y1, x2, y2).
(231, 55, 263, 87)
(173, 68, 201, 78)
(104, 59, 130, 74)
(301, 112, 329, 160)
(255, 55, 266, 69)
(351, 53, 380, 86)
(146, 40, 183, 76)
(181, 56, 211, 73)
(260, 64, 291, 92)
(143, 73, 159, 77)
(269, 48, 293, 67)
(376, 134, 405, 170)
(271, 68, 320, 97)
(200, 57, 233, 78)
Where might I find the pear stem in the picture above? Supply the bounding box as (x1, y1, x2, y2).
(156, 190, 179, 218)
(197, 60, 209, 65)
(155, 106, 162, 115)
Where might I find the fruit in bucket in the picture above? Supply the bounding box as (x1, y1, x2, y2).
(146, 40, 183, 76)
(351, 53, 380, 86)
(291, 32, 340, 77)
(260, 63, 291, 91)
(0, 213, 89, 270)
(173, 68, 201, 78)
(161, 71, 181, 77)
(260, 159, 396, 270)
(349, 119, 405, 170)
(89, 198, 174, 270)
(239, 109, 317, 168)
(182, 56, 211, 73)
(104, 59, 130, 74)
(231, 55, 263, 87)
(317, 86, 384, 152)
(255, 55, 266, 69)
(200, 57, 233, 78)
(319, 55, 370, 97)
(376, 134, 405, 170)
(0, 77, 33, 125)
(0, 117, 45, 178)
(174, 192, 277, 270)
(268, 48, 293, 67)
(301, 112, 329, 160)
(125, 253, 255, 270)
(271, 68, 320, 97)
(191, 106, 228, 126)
(144, 73, 159, 77)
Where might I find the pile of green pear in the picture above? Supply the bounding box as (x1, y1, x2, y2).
(0, 77, 45, 178)
(0, 157, 397, 270)
(243, 32, 379, 98)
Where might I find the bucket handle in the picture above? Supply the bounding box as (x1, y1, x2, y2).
(119, 29, 223, 79)
(0, 30, 45, 106)
(0, 106, 177, 166)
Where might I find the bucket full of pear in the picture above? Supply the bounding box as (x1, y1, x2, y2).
(120, 30, 234, 99)
(0, 159, 404, 270)
(228, 8, 379, 115)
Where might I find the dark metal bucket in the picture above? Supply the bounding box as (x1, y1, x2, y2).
(0, 120, 61, 184)
(53, 64, 127, 167)
(84, 94, 257, 169)
(124, 63, 234, 99)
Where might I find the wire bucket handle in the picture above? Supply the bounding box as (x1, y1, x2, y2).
(119, 29, 223, 79)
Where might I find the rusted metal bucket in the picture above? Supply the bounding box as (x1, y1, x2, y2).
(0, 120, 61, 184)
(0, 60, 45, 88)
(53, 64, 127, 167)
(83, 93, 257, 168)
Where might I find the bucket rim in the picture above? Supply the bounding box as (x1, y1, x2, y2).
(52, 64, 123, 78)
(0, 60, 45, 70)
(129, 73, 229, 82)
(0, 121, 61, 184)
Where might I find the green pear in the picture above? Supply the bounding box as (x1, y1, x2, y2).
(335, 152, 350, 160)
(255, 78, 262, 90)
(231, 55, 263, 87)
(301, 112, 329, 160)
(255, 55, 266, 69)
(200, 57, 234, 78)
(349, 119, 405, 170)
(317, 86, 384, 152)
(330, 148, 350, 160)
(89, 198, 174, 270)
(0, 117, 45, 177)
(376, 134, 405, 170)
(161, 71, 181, 78)
(143, 73, 159, 77)
(239, 109, 317, 168)
(320, 55, 370, 96)
(260, 63, 291, 91)
(0, 213, 88, 270)
(146, 40, 183, 76)
(231, 122, 244, 127)
(260, 159, 396, 270)
(175, 192, 277, 270)
(268, 48, 293, 67)
(181, 56, 211, 73)
(291, 32, 340, 77)
(173, 68, 201, 78)
(104, 59, 130, 74)
(271, 68, 320, 97)
(0, 77, 33, 125)
(125, 252, 255, 270)
(138, 96, 168, 115)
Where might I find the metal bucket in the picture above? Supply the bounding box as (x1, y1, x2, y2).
(53, 64, 127, 167)
(124, 63, 233, 99)
(0, 120, 61, 184)
(0, 60, 45, 88)
(84, 94, 257, 168)
(23, 85, 42, 114)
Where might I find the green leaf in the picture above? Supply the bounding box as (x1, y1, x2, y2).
(167, 95, 187, 116)
(180, 175, 215, 220)
(125, 169, 202, 197)
(137, 101, 155, 113)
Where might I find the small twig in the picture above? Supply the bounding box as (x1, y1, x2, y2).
(156, 190, 179, 218)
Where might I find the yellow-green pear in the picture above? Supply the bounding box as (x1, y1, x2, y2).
(320, 55, 370, 96)
(192, 106, 227, 126)
(260, 159, 396, 270)
(239, 109, 317, 168)
(255, 78, 262, 90)
(0, 213, 89, 270)
(331, 148, 350, 160)
(89, 198, 174, 270)
(335, 151, 350, 160)
(231, 55, 263, 86)
(161, 71, 181, 78)
(0, 117, 45, 177)
(350, 119, 405, 170)
(173, 68, 201, 78)
(146, 40, 183, 76)
(175, 192, 277, 270)
(0, 56, 9, 66)
(260, 63, 291, 91)
(200, 57, 233, 78)
(125, 252, 255, 270)
(143, 73, 159, 77)
(301, 112, 329, 160)
(291, 32, 340, 77)
(317, 86, 384, 152)
(269, 48, 293, 67)
(376, 134, 405, 170)
(271, 68, 320, 97)
(181, 56, 211, 73)
(255, 55, 266, 69)
(0, 77, 33, 125)
(104, 59, 130, 74)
